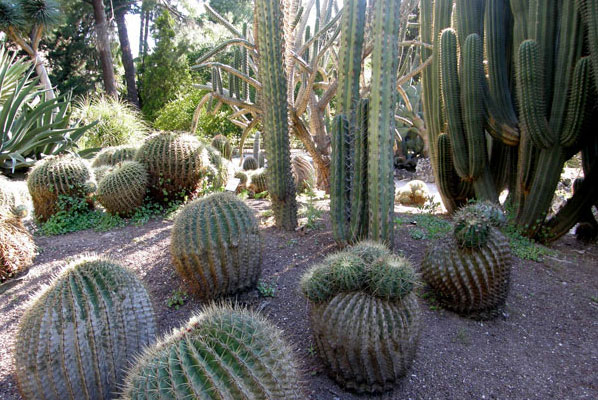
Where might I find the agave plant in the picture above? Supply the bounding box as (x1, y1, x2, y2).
(0, 47, 92, 172)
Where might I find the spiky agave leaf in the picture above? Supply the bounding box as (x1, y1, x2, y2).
(19, 0, 60, 27)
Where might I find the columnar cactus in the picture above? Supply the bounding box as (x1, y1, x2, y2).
(121, 305, 303, 400)
(242, 155, 259, 170)
(91, 145, 138, 168)
(291, 155, 315, 193)
(255, 0, 298, 230)
(422, 204, 512, 319)
(0, 216, 35, 281)
(301, 242, 421, 393)
(96, 161, 148, 216)
(170, 192, 262, 299)
(211, 134, 233, 160)
(27, 155, 95, 222)
(253, 131, 261, 159)
(15, 255, 156, 400)
(134, 132, 204, 201)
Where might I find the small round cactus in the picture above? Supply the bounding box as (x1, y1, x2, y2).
(91, 145, 137, 168)
(170, 192, 262, 299)
(96, 161, 148, 216)
(0, 216, 35, 281)
(27, 155, 95, 222)
(121, 305, 303, 400)
(453, 201, 507, 229)
(0, 179, 30, 218)
(211, 134, 233, 159)
(134, 132, 204, 201)
(15, 255, 156, 400)
(243, 155, 259, 170)
(395, 180, 429, 206)
(291, 155, 315, 193)
(248, 168, 268, 193)
(301, 241, 421, 393)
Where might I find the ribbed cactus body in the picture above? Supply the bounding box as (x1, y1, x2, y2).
(0, 216, 35, 281)
(170, 192, 261, 299)
(248, 168, 268, 193)
(211, 134, 233, 160)
(198, 144, 231, 189)
(121, 306, 302, 400)
(27, 155, 95, 222)
(15, 256, 156, 400)
(134, 132, 203, 201)
(92, 145, 137, 168)
(96, 161, 148, 216)
(0, 179, 30, 218)
(93, 165, 113, 183)
(291, 155, 315, 193)
(243, 155, 259, 170)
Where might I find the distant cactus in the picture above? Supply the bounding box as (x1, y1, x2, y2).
(258, 151, 266, 167)
(301, 242, 421, 393)
(0, 179, 30, 218)
(0, 216, 35, 281)
(243, 155, 259, 170)
(235, 170, 248, 185)
(253, 131, 261, 158)
(198, 143, 231, 188)
(171, 192, 262, 299)
(122, 305, 303, 400)
(395, 180, 430, 207)
(27, 155, 95, 222)
(211, 134, 233, 159)
(248, 168, 268, 193)
(292, 155, 315, 193)
(15, 255, 156, 400)
(134, 132, 204, 201)
(96, 161, 148, 216)
(91, 145, 137, 168)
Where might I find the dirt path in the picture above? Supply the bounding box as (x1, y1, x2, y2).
(1, 199, 597, 399)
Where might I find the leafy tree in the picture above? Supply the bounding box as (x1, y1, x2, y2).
(208, 0, 252, 26)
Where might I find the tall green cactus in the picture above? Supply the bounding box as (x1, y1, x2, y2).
(421, 0, 595, 240)
(255, 0, 297, 230)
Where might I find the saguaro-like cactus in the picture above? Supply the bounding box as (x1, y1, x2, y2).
(170, 192, 262, 299)
(96, 161, 148, 216)
(122, 305, 303, 399)
(255, 0, 298, 230)
(15, 256, 156, 400)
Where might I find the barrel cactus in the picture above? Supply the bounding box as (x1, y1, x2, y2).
(291, 155, 315, 193)
(211, 134, 233, 160)
(27, 155, 95, 222)
(171, 192, 262, 299)
(15, 255, 156, 400)
(96, 161, 148, 216)
(197, 143, 231, 189)
(422, 205, 512, 319)
(134, 132, 204, 201)
(0, 216, 35, 281)
(243, 155, 259, 170)
(301, 242, 421, 393)
(91, 145, 137, 168)
(0, 179, 30, 218)
(248, 168, 268, 193)
(122, 305, 303, 399)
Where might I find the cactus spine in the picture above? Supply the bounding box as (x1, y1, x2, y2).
(91, 145, 137, 168)
(96, 161, 148, 216)
(15, 256, 156, 400)
(255, 0, 298, 230)
(0, 215, 35, 281)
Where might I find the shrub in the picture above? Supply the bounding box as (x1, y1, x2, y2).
(153, 89, 205, 131)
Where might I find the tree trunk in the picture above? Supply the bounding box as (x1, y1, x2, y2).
(114, 8, 140, 107)
(31, 53, 55, 100)
(91, 0, 118, 97)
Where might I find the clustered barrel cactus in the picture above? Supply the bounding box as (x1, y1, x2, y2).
(422, 202, 512, 319)
(27, 154, 96, 222)
(91, 145, 138, 168)
(421, 0, 598, 241)
(331, 0, 400, 245)
(301, 241, 421, 393)
(122, 305, 303, 400)
(170, 192, 261, 299)
(15, 255, 156, 400)
(96, 161, 148, 216)
(211, 134, 233, 160)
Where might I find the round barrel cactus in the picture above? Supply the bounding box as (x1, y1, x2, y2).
(242, 155, 259, 170)
(15, 255, 156, 400)
(211, 134, 233, 160)
(248, 168, 268, 193)
(91, 145, 138, 168)
(122, 305, 303, 399)
(301, 242, 421, 393)
(291, 155, 315, 193)
(0, 216, 35, 281)
(0, 179, 30, 218)
(422, 210, 512, 319)
(96, 161, 148, 216)
(134, 132, 204, 201)
(27, 155, 95, 222)
(170, 192, 262, 299)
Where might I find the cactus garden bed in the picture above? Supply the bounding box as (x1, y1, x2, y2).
(0, 198, 597, 399)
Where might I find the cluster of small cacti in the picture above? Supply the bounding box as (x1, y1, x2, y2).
(210, 134, 233, 159)
(170, 192, 262, 299)
(15, 255, 156, 399)
(242, 155, 259, 170)
(422, 202, 512, 319)
(91, 145, 137, 168)
(292, 155, 315, 193)
(27, 154, 96, 222)
(0, 215, 35, 281)
(395, 180, 430, 207)
(301, 241, 421, 393)
(122, 305, 303, 399)
(96, 161, 149, 216)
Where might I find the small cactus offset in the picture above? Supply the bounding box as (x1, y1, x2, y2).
(134, 132, 204, 201)
(121, 305, 303, 400)
(243, 155, 259, 170)
(211, 134, 233, 160)
(248, 168, 268, 194)
(15, 255, 156, 400)
(0, 216, 35, 281)
(170, 192, 262, 299)
(291, 155, 316, 193)
(96, 161, 148, 216)
(422, 206, 512, 319)
(91, 145, 138, 168)
(27, 155, 95, 222)
(301, 241, 421, 393)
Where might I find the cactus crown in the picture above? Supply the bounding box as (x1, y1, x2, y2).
(453, 201, 506, 248)
(301, 241, 417, 303)
(91, 145, 137, 168)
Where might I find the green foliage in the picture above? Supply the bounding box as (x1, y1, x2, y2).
(257, 279, 277, 297)
(503, 223, 555, 262)
(395, 214, 452, 240)
(73, 95, 147, 149)
(153, 88, 204, 131)
(166, 288, 188, 310)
